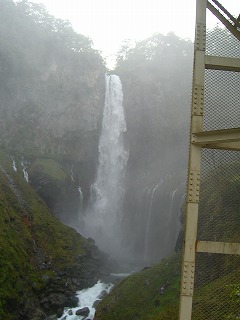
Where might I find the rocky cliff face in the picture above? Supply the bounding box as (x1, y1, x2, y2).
(0, 148, 111, 320)
(0, 1, 107, 227)
(0, 53, 105, 163)
(0, 0, 105, 165)
(112, 33, 193, 263)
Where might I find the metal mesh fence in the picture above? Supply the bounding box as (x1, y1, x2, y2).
(198, 149, 240, 243)
(193, 150, 240, 319)
(203, 70, 240, 131)
(206, 10, 240, 59)
(193, 254, 240, 320)
(191, 6, 240, 320)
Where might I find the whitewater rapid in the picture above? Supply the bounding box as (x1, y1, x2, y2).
(59, 281, 113, 320)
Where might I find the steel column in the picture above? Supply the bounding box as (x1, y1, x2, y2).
(178, 1, 207, 319)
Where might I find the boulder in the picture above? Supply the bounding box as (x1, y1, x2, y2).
(68, 309, 73, 315)
(75, 307, 90, 317)
(56, 308, 64, 318)
(97, 290, 108, 300)
(92, 299, 101, 308)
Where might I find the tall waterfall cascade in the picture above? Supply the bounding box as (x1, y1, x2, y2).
(84, 74, 128, 257)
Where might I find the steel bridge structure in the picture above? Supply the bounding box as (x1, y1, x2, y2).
(179, 1, 240, 319)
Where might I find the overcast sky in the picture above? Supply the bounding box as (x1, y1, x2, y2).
(29, 0, 239, 67)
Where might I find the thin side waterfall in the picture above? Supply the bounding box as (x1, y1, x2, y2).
(11, 156, 17, 172)
(78, 186, 83, 211)
(21, 160, 29, 183)
(143, 180, 163, 261)
(84, 74, 128, 257)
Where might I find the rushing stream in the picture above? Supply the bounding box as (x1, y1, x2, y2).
(59, 281, 113, 320)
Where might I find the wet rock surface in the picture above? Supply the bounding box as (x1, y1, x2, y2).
(75, 307, 90, 316)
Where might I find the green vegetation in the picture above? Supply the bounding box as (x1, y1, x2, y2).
(0, 148, 102, 319)
(96, 254, 240, 320)
(29, 158, 68, 182)
(95, 253, 181, 320)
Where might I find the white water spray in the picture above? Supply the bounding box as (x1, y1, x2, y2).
(21, 160, 29, 182)
(59, 281, 113, 320)
(78, 186, 83, 211)
(70, 166, 75, 182)
(84, 74, 128, 256)
(11, 157, 17, 172)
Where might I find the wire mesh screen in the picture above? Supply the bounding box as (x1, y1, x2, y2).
(203, 69, 240, 131)
(191, 6, 240, 319)
(193, 253, 240, 320)
(206, 10, 240, 59)
(198, 149, 240, 242)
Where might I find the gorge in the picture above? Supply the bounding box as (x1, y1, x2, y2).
(0, 1, 194, 318)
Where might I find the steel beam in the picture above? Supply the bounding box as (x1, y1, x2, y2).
(205, 55, 240, 72)
(178, 1, 240, 320)
(178, 1, 207, 320)
(207, 1, 240, 41)
(197, 241, 240, 255)
(192, 128, 240, 145)
(201, 141, 240, 151)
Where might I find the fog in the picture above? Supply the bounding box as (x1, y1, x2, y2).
(0, 0, 192, 266)
(2, 0, 239, 267)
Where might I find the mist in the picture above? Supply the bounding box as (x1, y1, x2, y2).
(0, 0, 195, 267)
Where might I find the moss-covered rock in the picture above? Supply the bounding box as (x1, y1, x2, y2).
(28, 157, 81, 224)
(0, 148, 108, 320)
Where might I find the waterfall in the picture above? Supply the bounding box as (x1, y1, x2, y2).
(165, 188, 180, 250)
(143, 180, 163, 261)
(78, 186, 83, 211)
(21, 160, 29, 183)
(70, 165, 75, 182)
(84, 74, 128, 257)
(11, 157, 17, 172)
(129, 176, 185, 264)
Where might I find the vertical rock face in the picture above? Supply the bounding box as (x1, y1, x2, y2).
(122, 176, 185, 264)
(0, 2, 107, 226)
(0, 0, 106, 163)
(111, 33, 193, 264)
